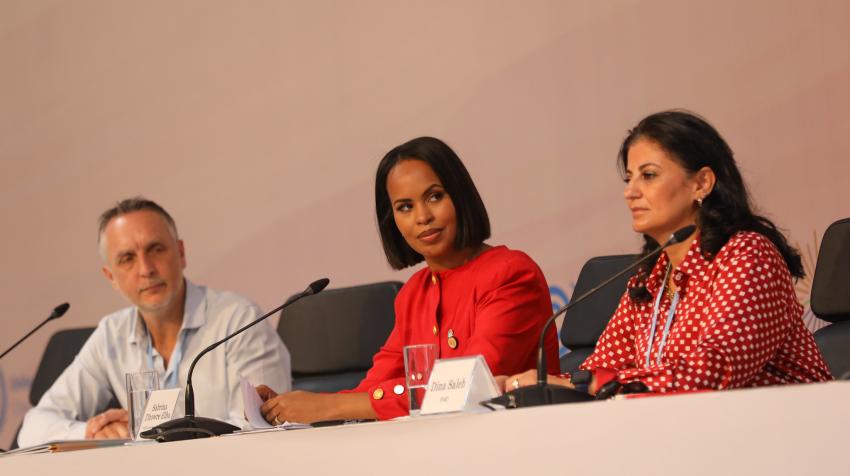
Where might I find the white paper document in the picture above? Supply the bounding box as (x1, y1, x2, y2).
(239, 378, 310, 430)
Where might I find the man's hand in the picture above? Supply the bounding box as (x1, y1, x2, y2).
(85, 408, 130, 439)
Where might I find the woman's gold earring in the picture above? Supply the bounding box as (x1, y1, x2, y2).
(696, 197, 703, 207)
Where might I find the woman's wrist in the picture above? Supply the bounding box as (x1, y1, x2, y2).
(327, 392, 377, 421)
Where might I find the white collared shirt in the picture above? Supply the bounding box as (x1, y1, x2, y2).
(17, 280, 291, 446)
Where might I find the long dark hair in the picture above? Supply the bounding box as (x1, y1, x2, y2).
(375, 136, 491, 270)
(619, 110, 804, 301)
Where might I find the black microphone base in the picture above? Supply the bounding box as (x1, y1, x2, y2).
(139, 416, 240, 442)
(488, 384, 594, 409)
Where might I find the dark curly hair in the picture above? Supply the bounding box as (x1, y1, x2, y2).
(619, 110, 804, 302)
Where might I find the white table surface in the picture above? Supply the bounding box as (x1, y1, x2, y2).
(2, 381, 848, 475)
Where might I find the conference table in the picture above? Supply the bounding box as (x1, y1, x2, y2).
(2, 381, 848, 475)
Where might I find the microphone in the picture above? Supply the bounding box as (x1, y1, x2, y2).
(0, 303, 70, 361)
(140, 278, 330, 442)
(490, 225, 696, 408)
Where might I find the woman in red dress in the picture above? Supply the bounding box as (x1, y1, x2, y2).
(259, 137, 559, 423)
(506, 110, 831, 396)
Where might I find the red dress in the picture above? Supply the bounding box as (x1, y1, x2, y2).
(578, 231, 832, 391)
(348, 245, 559, 420)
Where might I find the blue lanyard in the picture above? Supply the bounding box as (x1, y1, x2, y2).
(645, 267, 680, 368)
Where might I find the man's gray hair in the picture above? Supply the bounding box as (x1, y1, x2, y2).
(97, 197, 179, 251)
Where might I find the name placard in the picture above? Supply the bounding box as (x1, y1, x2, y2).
(420, 355, 500, 415)
(139, 388, 181, 434)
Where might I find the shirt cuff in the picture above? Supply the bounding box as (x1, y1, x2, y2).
(68, 421, 87, 441)
(365, 377, 409, 420)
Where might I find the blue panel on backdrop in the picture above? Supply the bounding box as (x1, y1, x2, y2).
(549, 285, 572, 357)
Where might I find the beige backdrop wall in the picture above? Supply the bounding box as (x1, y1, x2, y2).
(2, 0, 849, 447)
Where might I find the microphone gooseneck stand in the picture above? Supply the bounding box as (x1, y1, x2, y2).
(491, 225, 696, 409)
(0, 302, 71, 453)
(140, 278, 330, 442)
(0, 303, 70, 361)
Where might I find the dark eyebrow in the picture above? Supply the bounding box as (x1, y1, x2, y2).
(391, 184, 444, 207)
(422, 184, 443, 196)
(626, 163, 660, 175)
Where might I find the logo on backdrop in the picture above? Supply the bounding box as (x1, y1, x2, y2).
(549, 285, 569, 313)
(549, 284, 575, 357)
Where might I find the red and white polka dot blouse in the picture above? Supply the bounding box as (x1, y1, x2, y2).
(578, 231, 832, 392)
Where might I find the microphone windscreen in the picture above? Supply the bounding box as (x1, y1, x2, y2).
(670, 225, 697, 244)
(307, 278, 330, 296)
(50, 302, 70, 320)
(628, 286, 653, 303)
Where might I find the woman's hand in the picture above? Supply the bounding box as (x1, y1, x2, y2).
(259, 389, 337, 425)
(256, 386, 377, 424)
(256, 384, 278, 402)
(501, 369, 575, 393)
(500, 369, 538, 393)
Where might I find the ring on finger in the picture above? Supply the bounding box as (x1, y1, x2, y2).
(511, 378, 520, 390)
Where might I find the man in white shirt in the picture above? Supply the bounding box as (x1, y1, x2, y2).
(18, 198, 291, 446)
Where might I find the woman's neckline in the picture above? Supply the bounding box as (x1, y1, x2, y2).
(428, 244, 501, 276)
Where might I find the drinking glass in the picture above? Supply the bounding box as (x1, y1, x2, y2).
(125, 370, 161, 439)
(403, 344, 437, 416)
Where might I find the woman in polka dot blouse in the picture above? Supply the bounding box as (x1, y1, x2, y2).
(506, 110, 832, 396)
